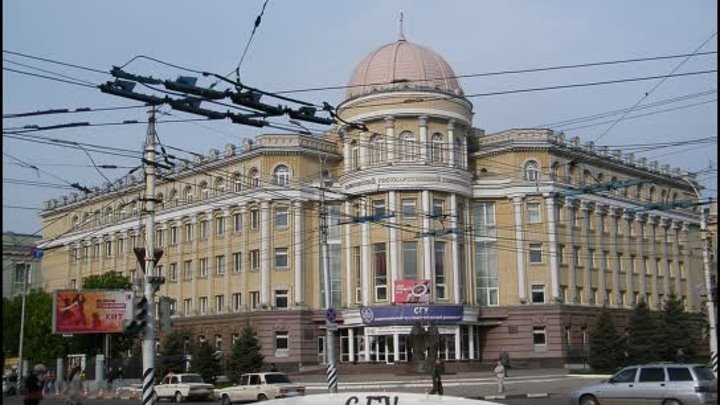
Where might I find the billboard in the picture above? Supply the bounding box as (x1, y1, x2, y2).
(394, 279, 431, 304)
(359, 305, 464, 325)
(52, 289, 134, 334)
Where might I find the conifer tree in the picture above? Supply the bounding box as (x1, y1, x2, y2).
(627, 299, 660, 365)
(225, 324, 264, 383)
(158, 330, 186, 379)
(588, 307, 624, 372)
(190, 340, 222, 384)
(660, 292, 695, 362)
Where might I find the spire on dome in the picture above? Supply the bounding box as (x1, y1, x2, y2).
(398, 11, 406, 41)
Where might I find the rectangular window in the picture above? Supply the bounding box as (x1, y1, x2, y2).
(155, 264, 164, 278)
(215, 216, 225, 235)
(14, 264, 27, 284)
(199, 258, 208, 277)
(169, 263, 178, 282)
(529, 243, 543, 264)
(402, 241, 418, 280)
(93, 243, 100, 258)
(251, 250, 260, 271)
(200, 220, 209, 239)
(251, 209, 259, 230)
(573, 247, 580, 268)
(630, 255, 637, 274)
(83, 245, 89, 261)
(588, 249, 595, 268)
(603, 251, 610, 270)
(527, 203, 541, 224)
(354, 247, 362, 303)
(373, 200, 386, 217)
(275, 207, 289, 228)
(643, 257, 650, 275)
(679, 262, 685, 279)
(531, 284, 545, 304)
(432, 199, 444, 218)
(401, 199, 416, 218)
(533, 326, 547, 350)
(70, 279, 77, 289)
(435, 241, 446, 299)
(215, 295, 224, 313)
(232, 293, 242, 311)
(105, 241, 112, 256)
(199, 296, 208, 314)
(618, 252, 624, 272)
(275, 331, 289, 356)
(215, 335, 222, 352)
(558, 244, 565, 264)
(476, 241, 498, 306)
(473, 202, 496, 237)
(183, 260, 193, 280)
(250, 291, 260, 310)
(374, 243, 387, 301)
(233, 252, 242, 273)
(184, 223, 193, 242)
(274, 248, 289, 269)
(233, 213, 242, 232)
(170, 226, 178, 245)
(118, 238, 125, 254)
(155, 229, 164, 247)
(275, 289, 289, 309)
(216, 255, 225, 275)
(183, 298, 192, 315)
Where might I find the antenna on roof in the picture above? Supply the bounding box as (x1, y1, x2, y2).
(398, 11, 406, 41)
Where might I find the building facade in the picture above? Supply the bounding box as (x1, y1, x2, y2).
(38, 33, 706, 369)
(3, 232, 42, 299)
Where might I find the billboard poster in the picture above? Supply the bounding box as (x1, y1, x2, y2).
(394, 279, 431, 304)
(52, 289, 134, 334)
(359, 305, 463, 325)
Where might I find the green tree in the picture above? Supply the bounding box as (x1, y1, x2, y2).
(2, 289, 67, 364)
(158, 331, 186, 379)
(588, 307, 625, 372)
(627, 299, 661, 365)
(81, 271, 133, 289)
(659, 292, 695, 362)
(225, 324, 264, 383)
(190, 340, 222, 384)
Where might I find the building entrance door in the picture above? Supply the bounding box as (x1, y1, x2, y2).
(372, 335, 395, 364)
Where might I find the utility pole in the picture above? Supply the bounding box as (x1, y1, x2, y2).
(319, 157, 337, 393)
(17, 261, 30, 379)
(142, 105, 158, 404)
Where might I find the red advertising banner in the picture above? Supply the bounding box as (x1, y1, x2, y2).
(394, 280, 431, 304)
(52, 289, 134, 334)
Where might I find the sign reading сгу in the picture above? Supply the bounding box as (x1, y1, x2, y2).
(359, 305, 463, 325)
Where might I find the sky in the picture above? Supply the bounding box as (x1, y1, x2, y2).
(3, 0, 717, 235)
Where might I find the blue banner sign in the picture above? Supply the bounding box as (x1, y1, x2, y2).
(359, 305, 463, 325)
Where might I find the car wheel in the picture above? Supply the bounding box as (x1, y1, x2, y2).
(579, 394, 599, 405)
(257, 393, 268, 401)
(222, 394, 232, 405)
(662, 400, 683, 405)
(174, 391, 184, 403)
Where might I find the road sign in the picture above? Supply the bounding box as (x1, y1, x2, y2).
(326, 307, 336, 324)
(326, 322, 338, 332)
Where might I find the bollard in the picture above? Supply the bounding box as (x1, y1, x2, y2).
(97, 388, 104, 399)
(115, 388, 121, 399)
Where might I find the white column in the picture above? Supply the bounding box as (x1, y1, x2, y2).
(447, 120, 455, 168)
(623, 211, 635, 306)
(581, 201, 593, 304)
(468, 325, 475, 360)
(512, 196, 527, 302)
(596, 205, 608, 305)
(343, 141, 351, 173)
(661, 218, 671, 296)
(389, 191, 398, 303)
(419, 115, 428, 163)
(361, 202, 371, 305)
(359, 129, 368, 169)
(393, 333, 400, 363)
(223, 208, 232, 312)
(567, 199, 578, 304)
(422, 190, 432, 280)
(461, 130, 468, 169)
(260, 201, 270, 307)
(344, 201, 353, 306)
(450, 193, 461, 304)
(672, 220, 682, 296)
(363, 329, 370, 362)
(348, 328, 355, 362)
(98, 236, 104, 274)
(191, 216, 199, 314)
(609, 208, 621, 307)
(239, 206, 248, 304)
(385, 116, 395, 163)
(648, 215, 660, 308)
(682, 223, 694, 310)
(206, 210, 215, 310)
(465, 203, 474, 304)
(454, 328, 461, 360)
(294, 201, 304, 305)
(635, 214, 646, 302)
(546, 194, 560, 302)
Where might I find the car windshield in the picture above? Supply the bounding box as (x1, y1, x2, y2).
(265, 374, 292, 384)
(181, 375, 204, 383)
(693, 366, 715, 381)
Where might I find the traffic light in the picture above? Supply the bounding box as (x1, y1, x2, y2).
(158, 296, 176, 333)
(124, 295, 149, 335)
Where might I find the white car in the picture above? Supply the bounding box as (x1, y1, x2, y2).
(153, 373, 214, 402)
(215, 372, 305, 404)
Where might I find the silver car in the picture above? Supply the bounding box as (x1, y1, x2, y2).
(568, 363, 717, 405)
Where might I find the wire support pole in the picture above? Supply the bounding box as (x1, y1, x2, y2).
(319, 157, 338, 393)
(142, 105, 158, 405)
(17, 262, 30, 379)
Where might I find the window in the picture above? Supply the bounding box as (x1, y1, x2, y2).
(233, 213, 242, 232)
(369, 134, 384, 165)
(105, 241, 113, 256)
(215, 216, 225, 235)
(476, 240, 498, 306)
(603, 251, 610, 270)
(630, 255, 637, 274)
(216, 255, 225, 275)
(350, 140, 360, 170)
(529, 243, 543, 264)
(533, 326, 547, 349)
(430, 133, 443, 163)
(183, 298, 192, 315)
(251, 209, 259, 230)
(275, 248, 289, 268)
(200, 182, 210, 199)
(215, 295, 224, 313)
(573, 247, 580, 268)
(589, 249, 596, 268)
(667, 367, 693, 381)
(550, 162, 560, 182)
(401, 199, 416, 218)
(70, 279, 77, 289)
(531, 284, 545, 304)
(183, 260, 193, 280)
(275, 207, 289, 228)
(232, 293, 242, 311)
(185, 186, 194, 204)
(184, 223, 193, 242)
(170, 226, 178, 245)
(275, 331, 289, 356)
(215, 335, 222, 352)
(199, 297, 208, 314)
(372, 200, 386, 217)
(275, 289, 289, 308)
(200, 220, 209, 239)
(524, 160, 539, 182)
(558, 245, 565, 264)
(399, 131, 416, 162)
(232, 333, 240, 347)
(251, 250, 260, 271)
(156, 265, 164, 278)
(169, 263, 178, 282)
(14, 264, 27, 284)
(215, 177, 226, 195)
(402, 241, 418, 280)
(613, 368, 637, 383)
(250, 291, 260, 310)
(249, 168, 260, 188)
(354, 247, 362, 303)
(233, 252, 242, 272)
(432, 199, 444, 218)
(473, 202, 496, 237)
(93, 243, 100, 258)
(199, 258, 208, 277)
(639, 368, 665, 382)
(233, 173, 243, 192)
(527, 203, 541, 223)
(155, 229, 164, 247)
(374, 243, 387, 300)
(435, 241, 446, 299)
(118, 238, 125, 254)
(273, 165, 290, 186)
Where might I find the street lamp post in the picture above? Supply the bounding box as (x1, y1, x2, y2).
(319, 157, 338, 393)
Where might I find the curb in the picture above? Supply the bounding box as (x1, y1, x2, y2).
(477, 393, 550, 400)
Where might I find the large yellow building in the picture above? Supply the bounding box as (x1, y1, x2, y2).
(39, 33, 705, 369)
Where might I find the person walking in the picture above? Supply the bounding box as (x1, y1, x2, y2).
(494, 360, 506, 393)
(23, 364, 47, 405)
(114, 367, 124, 388)
(63, 366, 83, 405)
(499, 349, 510, 377)
(429, 358, 444, 395)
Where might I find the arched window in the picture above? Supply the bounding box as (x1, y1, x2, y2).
(567, 164, 577, 184)
(248, 168, 260, 188)
(454, 137, 462, 168)
(215, 177, 225, 195)
(431, 133, 443, 163)
(351, 140, 359, 170)
(72, 215, 80, 227)
(168, 188, 178, 207)
(199, 182, 210, 200)
(672, 192, 678, 203)
(132, 202, 139, 217)
(185, 186, 194, 203)
(273, 165, 290, 186)
(660, 189, 667, 203)
(648, 186, 656, 202)
(582, 170, 593, 186)
(524, 160, 539, 182)
(233, 173, 242, 192)
(82, 213, 90, 227)
(398, 131, 416, 162)
(610, 176, 618, 195)
(596, 173, 604, 184)
(634, 184, 643, 200)
(369, 135, 384, 165)
(105, 208, 113, 224)
(156, 192, 164, 210)
(550, 162, 560, 182)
